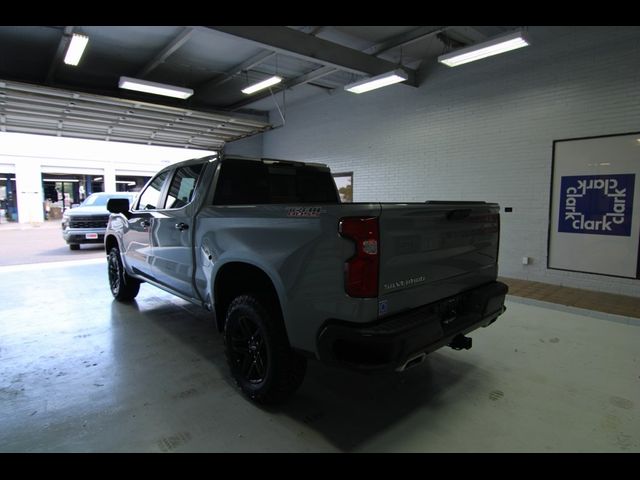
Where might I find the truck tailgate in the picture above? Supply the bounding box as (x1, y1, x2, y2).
(378, 202, 500, 317)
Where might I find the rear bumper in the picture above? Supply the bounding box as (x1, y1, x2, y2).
(316, 281, 508, 372)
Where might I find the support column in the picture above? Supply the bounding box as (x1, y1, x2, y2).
(104, 165, 116, 193)
(14, 157, 44, 224)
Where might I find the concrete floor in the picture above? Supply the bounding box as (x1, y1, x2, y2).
(0, 259, 638, 452)
(0, 220, 104, 266)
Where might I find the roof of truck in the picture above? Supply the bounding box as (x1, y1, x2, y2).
(157, 154, 329, 174)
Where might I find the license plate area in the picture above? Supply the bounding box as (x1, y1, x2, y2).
(85, 233, 98, 239)
(439, 297, 461, 326)
(438, 282, 508, 333)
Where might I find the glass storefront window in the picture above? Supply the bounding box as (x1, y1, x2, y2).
(0, 174, 18, 222)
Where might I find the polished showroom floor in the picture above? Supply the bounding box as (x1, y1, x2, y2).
(501, 276, 640, 320)
(0, 259, 638, 452)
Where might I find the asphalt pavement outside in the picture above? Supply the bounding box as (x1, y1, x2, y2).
(0, 220, 106, 266)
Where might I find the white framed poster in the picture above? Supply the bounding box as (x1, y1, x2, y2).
(548, 132, 640, 279)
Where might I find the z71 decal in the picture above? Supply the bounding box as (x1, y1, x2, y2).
(287, 207, 323, 217)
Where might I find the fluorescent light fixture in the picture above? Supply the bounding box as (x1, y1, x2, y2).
(438, 30, 530, 67)
(118, 76, 194, 99)
(241, 76, 282, 95)
(344, 69, 408, 94)
(64, 33, 89, 66)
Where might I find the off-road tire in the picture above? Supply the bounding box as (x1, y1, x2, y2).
(107, 246, 140, 301)
(224, 294, 306, 405)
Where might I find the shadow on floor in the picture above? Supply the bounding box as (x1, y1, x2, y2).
(110, 296, 479, 452)
(276, 353, 477, 451)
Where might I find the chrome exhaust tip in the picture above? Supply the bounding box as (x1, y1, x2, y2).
(396, 352, 427, 372)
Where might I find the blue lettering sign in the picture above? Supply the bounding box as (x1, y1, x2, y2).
(558, 174, 635, 236)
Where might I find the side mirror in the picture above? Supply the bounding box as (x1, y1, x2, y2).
(107, 198, 131, 216)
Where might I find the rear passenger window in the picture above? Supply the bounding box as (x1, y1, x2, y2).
(213, 160, 339, 205)
(137, 171, 169, 210)
(165, 163, 204, 209)
(214, 162, 269, 205)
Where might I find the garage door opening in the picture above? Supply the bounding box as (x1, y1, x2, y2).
(0, 131, 217, 266)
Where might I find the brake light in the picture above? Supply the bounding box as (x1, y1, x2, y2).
(339, 217, 379, 298)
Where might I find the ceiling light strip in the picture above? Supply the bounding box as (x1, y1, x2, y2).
(438, 30, 530, 67)
(118, 76, 194, 99)
(63, 34, 89, 66)
(241, 76, 282, 95)
(344, 69, 408, 94)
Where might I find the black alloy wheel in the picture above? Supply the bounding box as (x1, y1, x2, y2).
(228, 314, 269, 384)
(224, 295, 306, 405)
(107, 247, 140, 301)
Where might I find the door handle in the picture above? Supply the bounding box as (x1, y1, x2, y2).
(175, 222, 189, 231)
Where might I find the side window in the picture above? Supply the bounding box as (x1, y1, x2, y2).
(165, 163, 204, 209)
(136, 171, 169, 210)
(213, 161, 269, 205)
(213, 160, 340, 205)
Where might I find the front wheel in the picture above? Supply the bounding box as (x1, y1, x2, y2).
(107, 247, 140, 301)
(224, 295, 306, 405)
(69, 244, 80, 251)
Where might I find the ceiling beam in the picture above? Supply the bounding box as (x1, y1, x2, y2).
(227, 66, 337, 110)
(136, 27, 195, 78)
(448, 26, 491, 44)
(194, 50, 276, 95)
(286, 65, 338, 86)
(206, 26, 412, 79)
(226, 27, 440, 111)
(194, 25, 330, 100)
(363, 26, 449, 56)
(46, 26, 74, 84)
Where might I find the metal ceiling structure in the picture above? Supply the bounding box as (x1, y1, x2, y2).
(0, 26, 514, 148)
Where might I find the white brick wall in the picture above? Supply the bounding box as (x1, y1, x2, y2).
(225, 134, 263, 157)
(261, 26, 640, 297)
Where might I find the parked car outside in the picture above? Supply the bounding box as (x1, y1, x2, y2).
(62, 192, 137, 250)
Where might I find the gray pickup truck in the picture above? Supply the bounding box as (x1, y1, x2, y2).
(105, 155, 508, 404)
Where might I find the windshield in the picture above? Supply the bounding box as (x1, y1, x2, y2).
(82, 194, 133, 207)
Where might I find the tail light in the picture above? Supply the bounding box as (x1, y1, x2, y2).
(339, 217, 379, 298)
